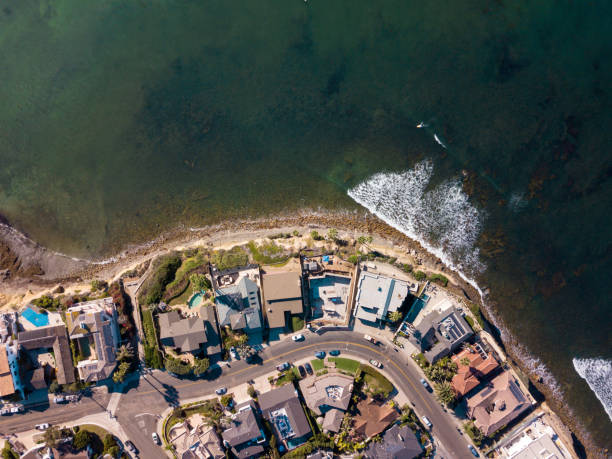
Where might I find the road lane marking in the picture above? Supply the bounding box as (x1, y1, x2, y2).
(136, 340, 432, 410)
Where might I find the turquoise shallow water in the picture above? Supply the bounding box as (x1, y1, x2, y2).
(0, 0, 611, 450)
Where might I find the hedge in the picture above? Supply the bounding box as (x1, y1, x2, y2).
(138, 254, 182, 305)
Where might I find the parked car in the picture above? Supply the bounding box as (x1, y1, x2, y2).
(54, 396, 67, 404)
(304, 363, 313, 375)
(152, 432, 160, 444)
(314, 351, 325, 359)
(276, 362, 291, 372)
(9, 406, 23, 414)
(364, 334, 377, 344)
(125, 440, 138, 454)
(215, 387, 227, 395)
(420, 378, 431, 390)
(292, 334, 304, 342)
(468, 445, 480, 457)
(230, 346, 239, 360)
(422, 416, 432, 428)
(369, 359, 383, 369)
(66, 394, 80, 402)
(35, 423, 50, 430)
(0, 408, 10, 416)
(298, 365, 306, 378)
(329, 350, 340, 356)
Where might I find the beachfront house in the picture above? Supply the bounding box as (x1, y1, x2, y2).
(466, 371, 531, 436)
(261, 272, 304, 339)
(408, 307, 473, 364)
(159, 307, 221, 360)
(354, 272, 410, 327)
(65, 298, 120, 382)
(451, 346, 499, 398)
(214, 268, 263, 343)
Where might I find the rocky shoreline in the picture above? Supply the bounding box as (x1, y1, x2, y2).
(0, 211, 602, 457)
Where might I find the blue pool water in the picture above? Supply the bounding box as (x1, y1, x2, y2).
(21, 307, 49, 327)
(406, 294, 429, 324)
(188, 292, 204, 309)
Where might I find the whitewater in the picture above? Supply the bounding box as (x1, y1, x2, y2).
(346, 158, 609, 437)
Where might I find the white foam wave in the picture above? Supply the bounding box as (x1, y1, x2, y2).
(434, 134, 447, 149)
(573, 358, 612, 422)
(348, 159, 484, 283)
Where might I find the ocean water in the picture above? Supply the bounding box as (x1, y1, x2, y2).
(0, 0, 611, 450)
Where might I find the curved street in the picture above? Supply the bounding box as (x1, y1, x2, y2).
(0, 329, 474, 459)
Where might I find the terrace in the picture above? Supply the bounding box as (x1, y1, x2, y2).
(309, 274, 351, 322)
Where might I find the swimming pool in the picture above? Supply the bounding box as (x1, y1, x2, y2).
(188, 292, 204, 308)
(21, 307, 50, 327)
(405, 294, 430, 323)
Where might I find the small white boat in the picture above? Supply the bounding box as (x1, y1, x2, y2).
(416, 122, 427, 128)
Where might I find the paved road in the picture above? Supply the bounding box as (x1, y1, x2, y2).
(0, 330, 474, 459)
(0, 389, 110, 435)
(116, 329, 474, 459)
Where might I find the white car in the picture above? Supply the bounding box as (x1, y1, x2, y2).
(152, 432, 160, 444)
(422, 416, 432, 428)
(369, 359, 383, 369)
(364, 334, 377, 344)
(292, 334, 304, 342)
(35, 423, 50, 430)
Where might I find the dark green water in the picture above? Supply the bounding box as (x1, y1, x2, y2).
(1, 0, 610, 451)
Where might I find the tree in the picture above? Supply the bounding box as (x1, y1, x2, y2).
(237, 344, 256, 360)
(72, 429, 91, 450)
(357, 235, 373, 246)
(348, 254, 360, 265)
(103, 434, 119, 457)
(387, 311, 403, 323)
(1, 442, 18, 459)
(42, 426, 62, 448)
(193, 357, 210, 376)
(116, 344, 134, 362)
(460, 357, 471, 367)
(190, 273, 210, 292)
(235, 333, 249, 346)
(327, 228, 338, 241)
(247, 385, 257, 398)
(414, 270, 427, 281)
(310, 230, 323, 241)
(165, 357, 192, 376)
(49, 380, 60, 394)
(220, 394, 233, 407)
(435, 381, 456, 406)
(112, 361, 131, 384)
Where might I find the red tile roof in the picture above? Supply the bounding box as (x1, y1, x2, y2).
(451, 349, 498, 397)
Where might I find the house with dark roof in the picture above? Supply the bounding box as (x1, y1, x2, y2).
(363, 424, 422, 459)
(18, 325, 75, 385)
(451, 347, 499, 398)
(466, 371, 531, 436)
(299, 373, 354, 433)
(409, 307, 473, 364)
(158, 307, 221, 359)
(258, 384, 312, 451)
(261, 272, 304, 334)
(221, 401, 266, 458)
(215, 276, 263, 341)
(65, 298, 119, 382)
(352, 398, 399, 439)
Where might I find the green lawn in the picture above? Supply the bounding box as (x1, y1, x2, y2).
(311, 359, 324, 371)
(359, 364, 394, 396)
(169, 282, 193, 305)
(79, 424, 111, 438)
(329, 357, 360, 375)
(291, 315, 304, 332)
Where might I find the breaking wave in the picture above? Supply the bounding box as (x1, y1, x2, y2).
(347, 159, 484, 281)
(573, 358, 612, 422)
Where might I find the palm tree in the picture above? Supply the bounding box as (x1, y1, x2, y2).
(435, 381, 456, 406)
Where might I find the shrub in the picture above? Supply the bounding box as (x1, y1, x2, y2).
(400, 263, 413, 273)
(138, 254, 182, 305)
(112, 361, 131, 384)
(428, 273, 448, 287)
(464, 421, 484, 446)
(468, 302, 486, 329)
(247, 241, 290, 265)
(348, 254, 360, 265)
(165, 357, 192, 376)
(210, 246, 248, 270)
(414, 271, 427, 281)
(31, 295, 61, 311)
(247, 385, 257, 398)
(310, 230, 324, 241)
(220, 394, 233, 407)
(190, 273, 210, 292)
(193, 358, 210, 376)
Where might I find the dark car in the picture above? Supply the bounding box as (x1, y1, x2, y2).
(329, 350, 340, 356)
(304, 363, 313, 375)
(468, 445, 479, 457)
(215, 387, 227, 395)
(125, 440, 138, 454)
(420, 378, 431, 391)
(314, 351, 325, 359)
(276, 362, 291, 372)
(298, 365, 306, 378)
